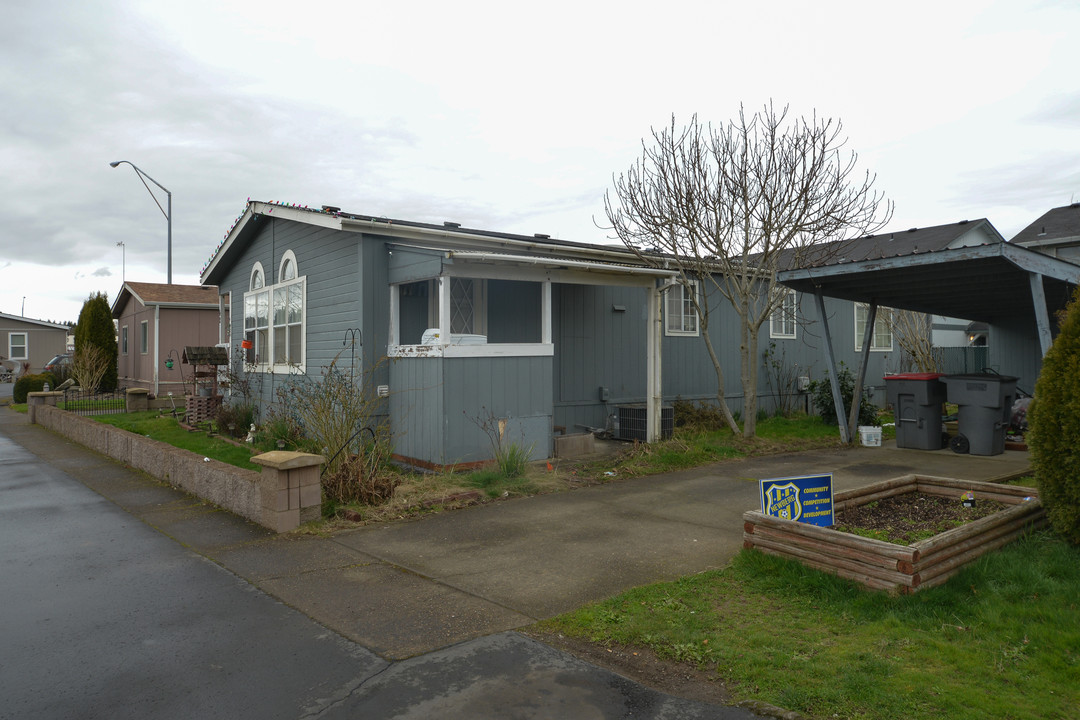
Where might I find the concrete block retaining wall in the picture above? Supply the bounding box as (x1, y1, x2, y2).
(28, 394, 322, 533)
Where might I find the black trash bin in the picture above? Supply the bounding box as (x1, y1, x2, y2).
(941, 373, 1018, 456)
(885, 373, 947, 450)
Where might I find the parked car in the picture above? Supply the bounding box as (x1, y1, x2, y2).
(43, 354, 73, 375)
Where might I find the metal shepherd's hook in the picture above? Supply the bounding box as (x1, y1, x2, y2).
(343, 328, 362, 384)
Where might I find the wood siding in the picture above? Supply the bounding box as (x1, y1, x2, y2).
(390, 354, 553, 466)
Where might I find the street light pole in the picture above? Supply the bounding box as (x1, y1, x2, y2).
(109, 161, 172, 284)
(117, 241, 126, 283)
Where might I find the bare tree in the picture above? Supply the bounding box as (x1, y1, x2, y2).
(605, 104, 892, 437)
(890, 310, 939, 373)
(71, 344, 110, 395)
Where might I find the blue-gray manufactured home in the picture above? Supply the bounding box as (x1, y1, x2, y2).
(201, 201, 959, 468)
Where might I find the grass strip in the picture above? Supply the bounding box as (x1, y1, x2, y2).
(93, 411, 260, 471)
(538, 530, 1079, 720)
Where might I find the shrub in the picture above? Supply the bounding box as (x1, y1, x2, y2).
(215, 400, 258, 439)
(1028, 286, 1080, 544)
(74, 292, 118, 392)
(807, 363, 879, 427)
(672, 396, 726, 429)
(13, 373, 53, 403)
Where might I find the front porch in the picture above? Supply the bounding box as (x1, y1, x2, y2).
(385, 244, 678, 469)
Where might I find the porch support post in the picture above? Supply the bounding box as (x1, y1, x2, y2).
(814, 290, 850, 444)
(438, 276, 451, 342)
(388, 284, 399, 347)
(1029, 272, 1053, 356)
(541, 279, 552, 344)
(848, 301, 877, 443)
(646, 283, 663, 442)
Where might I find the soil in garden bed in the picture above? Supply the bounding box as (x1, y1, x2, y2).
(834, 492, 1007, 545)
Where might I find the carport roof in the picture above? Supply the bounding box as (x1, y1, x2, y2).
(777, 241, 1080, 324)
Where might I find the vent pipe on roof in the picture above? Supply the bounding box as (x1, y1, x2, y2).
(1039, 227, 1046, 236)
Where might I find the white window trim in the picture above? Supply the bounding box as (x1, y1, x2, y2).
(278, 250, 297, 284)
(854, 303, 894, 352)
(388, 276, 553, 358)
(770, 290, 797, 340)
(8, 332, 27, 360)
(244, 259, 307, 373)
(121, 325, 128, 355)
(664, 281, 700, 337)
(140, 321, 149, 354)
(250, 261, 266, 291)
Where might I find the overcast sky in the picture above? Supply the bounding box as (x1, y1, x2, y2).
(2, 0, 1078, 324)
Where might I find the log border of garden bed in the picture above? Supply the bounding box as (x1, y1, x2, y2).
(742, 474, 1046, 594)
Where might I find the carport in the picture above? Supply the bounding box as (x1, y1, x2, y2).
(777, 242, 1080, 443)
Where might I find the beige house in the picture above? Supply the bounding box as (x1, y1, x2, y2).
(0, 312, 69, 379)
(111, 282, 220, 396)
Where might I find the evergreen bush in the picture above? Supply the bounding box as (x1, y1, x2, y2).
(807, 363, 879, 427)
(74, 292, 118, 392)
(13, 373, 53, 403)
(1028, 287, 1080, 544)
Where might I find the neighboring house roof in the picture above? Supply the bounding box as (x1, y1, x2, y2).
(111, 282, 219, 318)
(1011, 203, 1080, 248)
(0, 312, 69, 330)
(791, 218, 1004, 269)
(202, 201, 642, 285)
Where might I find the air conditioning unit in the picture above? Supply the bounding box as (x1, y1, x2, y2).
(617, 404, 674, 441)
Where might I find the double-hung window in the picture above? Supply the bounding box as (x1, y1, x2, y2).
(665, 281, 699, 336)
(854, 303, 893, 351)
(770, 290, 797, 339)
(8, 332, 27, 360)
(244, 254, 305, 370)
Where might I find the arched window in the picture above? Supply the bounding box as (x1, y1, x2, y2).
(279, 250, 297, 283)
(250, 262, 265, 291)
(243, 255, 305, 370)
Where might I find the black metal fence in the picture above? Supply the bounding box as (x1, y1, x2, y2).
(61, 388, 127, 416)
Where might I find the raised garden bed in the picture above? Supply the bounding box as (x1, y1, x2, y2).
(743, 474, 1046, 594)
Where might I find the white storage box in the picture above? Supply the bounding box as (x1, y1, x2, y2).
(858, 425, 882, 447)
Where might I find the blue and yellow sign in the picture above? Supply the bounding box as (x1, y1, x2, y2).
(759, 474, 834, 526)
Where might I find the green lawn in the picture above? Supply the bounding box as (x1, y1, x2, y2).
(539, 530, 1078, 720)
(93, 411, 260, 471)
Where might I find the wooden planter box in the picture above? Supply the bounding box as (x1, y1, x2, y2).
(742, 475, 1046, 594)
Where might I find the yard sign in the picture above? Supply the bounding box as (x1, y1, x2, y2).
(759, 474, 834, 527)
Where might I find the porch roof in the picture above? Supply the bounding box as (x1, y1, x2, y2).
(387, 243, 679, 286)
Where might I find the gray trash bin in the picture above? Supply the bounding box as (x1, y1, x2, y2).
(941, 374, 1018, 456)
(885, 373, 947, 450)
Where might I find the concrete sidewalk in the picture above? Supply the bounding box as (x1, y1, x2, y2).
(1, 408, 1030, 661)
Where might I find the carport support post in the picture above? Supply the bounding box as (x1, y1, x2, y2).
(646, 284, 662, 443)
(1029, 272, 1053, 356)
(814, 290, 850, 444)
(848, 301, 878, 442)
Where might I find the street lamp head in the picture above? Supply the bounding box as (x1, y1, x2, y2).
(109, 161, 121, 167)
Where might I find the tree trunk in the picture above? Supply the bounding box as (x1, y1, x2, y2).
(700, 325, 740, 434)
(740, 320, 761, 438)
